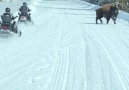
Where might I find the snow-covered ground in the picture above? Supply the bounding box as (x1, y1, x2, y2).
(0, 0, 129, 90)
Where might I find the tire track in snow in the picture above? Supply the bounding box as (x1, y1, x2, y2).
(92, 25, 129, 90)
(61, 8, 88, 90)
(80, 27, 106, 90)
(49, 12, 64, 89)
(68, 8, 105, 90)
(100, 37, 129, 89)
(88, 26, 128, 90)
(50, 10, 70, 90)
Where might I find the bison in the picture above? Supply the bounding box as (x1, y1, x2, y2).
(95, 2, 122, 24)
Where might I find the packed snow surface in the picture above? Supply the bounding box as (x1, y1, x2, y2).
(0, 0, 129, 90)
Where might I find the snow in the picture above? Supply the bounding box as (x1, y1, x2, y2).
(0, 0, 129, 90)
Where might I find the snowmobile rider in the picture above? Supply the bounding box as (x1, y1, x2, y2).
(18, 2, 31, 22)
(1, 7, 17, 32)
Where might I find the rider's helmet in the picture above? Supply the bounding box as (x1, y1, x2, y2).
(23, 2, 27, 6)
(5, 7, 10, 12)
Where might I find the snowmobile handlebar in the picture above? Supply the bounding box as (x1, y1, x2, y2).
(11, 16, 18, 20)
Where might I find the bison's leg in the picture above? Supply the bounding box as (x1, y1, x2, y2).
(107, 18, 110, 24)
(96, 17, 103, 24)
(112, 17, 117, 24)
(113, 17, 116, 24)
(96, 17, 99, 24)
(106, 15, 111, 24)
(96, 11, 99, 24)
(99, 18, 103, 23)
(114, 18, 116, 24)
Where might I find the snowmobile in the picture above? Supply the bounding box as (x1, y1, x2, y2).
(0, 17, 22, 37)
(18, 13, 34, 24)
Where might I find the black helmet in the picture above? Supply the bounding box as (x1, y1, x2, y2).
(23, 2, 27, 6)
(5, 7, 10, 12)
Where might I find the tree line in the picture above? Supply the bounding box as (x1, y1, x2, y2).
(83, 0, 129, 12)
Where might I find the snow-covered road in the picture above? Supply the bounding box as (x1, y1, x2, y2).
(0, 0, 129, 90)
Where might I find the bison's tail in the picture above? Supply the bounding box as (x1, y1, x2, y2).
(95, 8, 99, 11)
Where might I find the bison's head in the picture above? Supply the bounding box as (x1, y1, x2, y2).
(109, 3, 120, 19)
(115, 2, 122, 10)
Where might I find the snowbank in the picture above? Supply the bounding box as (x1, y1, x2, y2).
(118, 11, 129, 23)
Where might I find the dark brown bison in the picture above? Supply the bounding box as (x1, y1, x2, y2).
(95, 3, 122, 24)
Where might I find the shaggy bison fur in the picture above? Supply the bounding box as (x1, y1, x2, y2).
(95, 3, 122, 24)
